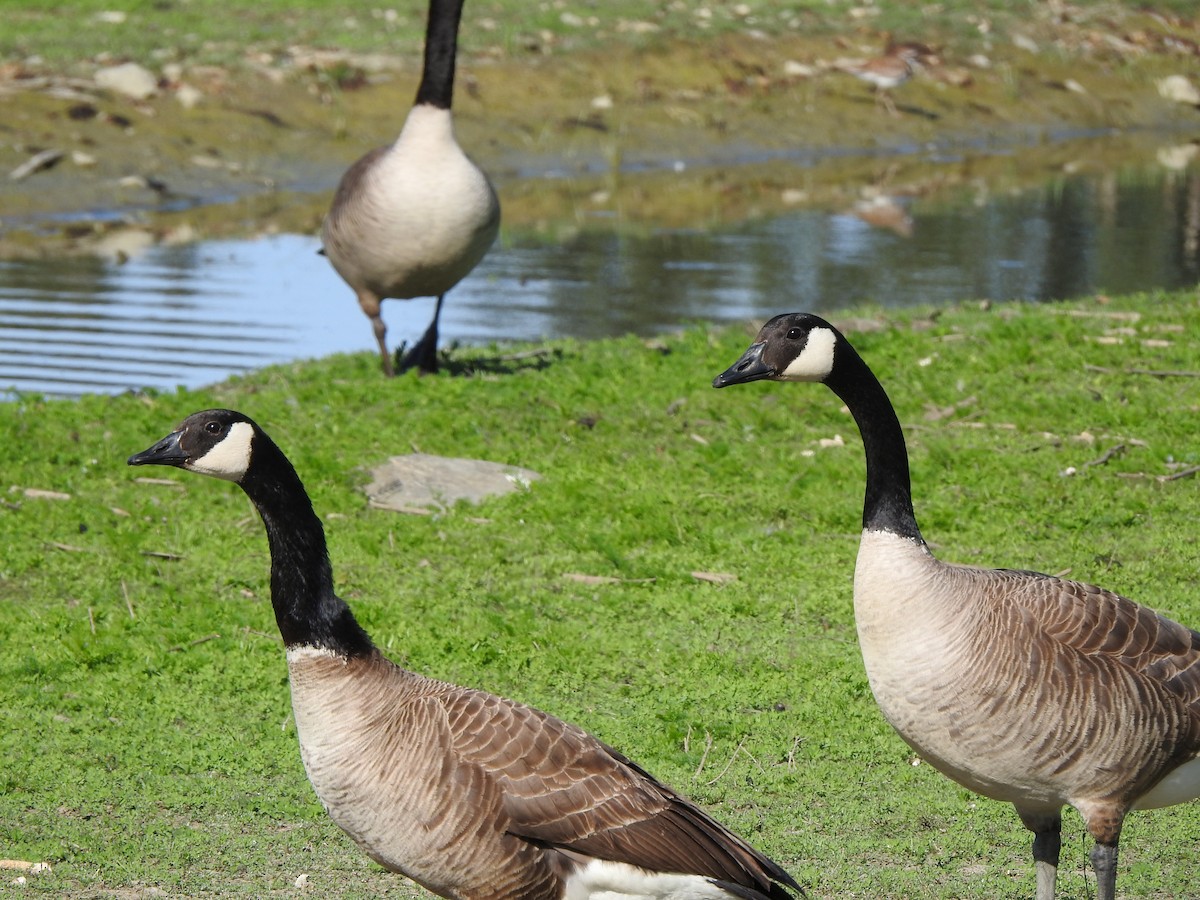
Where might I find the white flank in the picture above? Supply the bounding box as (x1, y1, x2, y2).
(563, 859, 734, 900)
(1133, 755, 1200, 810)
(779, 326, 837, 381)
(187, 420, 254, 481)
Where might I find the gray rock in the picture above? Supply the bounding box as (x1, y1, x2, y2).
(175, 83, 203, 109)
(365, 453, 541, 513)
(95, 62, 158, 100)
(1157, 75, 1200, 106)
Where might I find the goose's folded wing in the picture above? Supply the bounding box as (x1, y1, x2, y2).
(440, 687, 799, 898)
(998, 568, 1200, 711)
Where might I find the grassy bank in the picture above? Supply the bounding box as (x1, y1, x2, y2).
(1, 292, 1198, 897)
(5, 0, 1198, 69)
(3, 0, 1200, 254)
(3, 0, 1192, 69)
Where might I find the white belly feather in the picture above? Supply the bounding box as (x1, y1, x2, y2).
(563, 859, 737, 900)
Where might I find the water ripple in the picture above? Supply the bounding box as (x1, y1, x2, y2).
(1, 162, 1197, 398)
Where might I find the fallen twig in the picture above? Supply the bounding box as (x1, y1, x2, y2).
(168, 633, 220, 652)
(693, 731, 714, 779)
(22, 487, 71, 501)
(1085, 444, 1125, 467)
(132, 476, 184, 487)
(241, 627, 279, 641)
(48, 541, 88, 553)
(691, 571, 737, 585)
(786, 735, 805, 771)
(1160, 465, 1200, 483)
(1085, 364, 1200, 378)
(140, 550, 185, 561)
(562, 573, 657, 585)
(367, 500, 433, 515)
(705, 735, 749, 786)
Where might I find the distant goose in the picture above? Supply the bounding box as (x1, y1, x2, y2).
(321, 0, 500, 376)
(128, 409, 802, 900)
(838, 46, 921, 116)
(712, 313, 1200, 900)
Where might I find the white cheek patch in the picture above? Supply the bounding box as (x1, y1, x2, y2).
(779, 326, 836, 381)
(187, 420, 254, 481)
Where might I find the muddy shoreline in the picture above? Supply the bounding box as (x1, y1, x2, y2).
(2, 28, 1198, 257)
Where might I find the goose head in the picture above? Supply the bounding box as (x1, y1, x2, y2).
(712, 313, 840, 388)
(128, 408, 257, 483)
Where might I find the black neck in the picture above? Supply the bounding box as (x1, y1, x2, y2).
(239, 436, 374, 657)
(825, 339, 923, 541)
(414, 0, 464, 110)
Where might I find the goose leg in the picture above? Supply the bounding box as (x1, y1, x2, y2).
(356, 289, 394, 377)
(1081, 805, 1125, 900)
(876, 88, 898, 117)
(1090, 842, 1118, 900)
(1017, 808, 1061, 900)
(397, 293, 444, 375)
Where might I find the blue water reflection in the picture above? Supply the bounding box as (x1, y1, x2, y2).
(1, 161, 1196, 398)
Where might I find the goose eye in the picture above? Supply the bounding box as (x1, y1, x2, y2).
(786, 328, 803, 340)
(205, 421, 223, 435)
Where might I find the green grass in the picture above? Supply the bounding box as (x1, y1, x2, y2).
(4, 0, 1198, 70)
(1, 292, 1199, 897)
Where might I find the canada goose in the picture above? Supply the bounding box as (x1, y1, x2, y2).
(127, 409, 802, 900)
(321, 0, 500, 376)
(712, 313, 1200, 900)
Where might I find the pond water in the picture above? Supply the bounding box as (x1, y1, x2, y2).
(1, 151, 1198, 398)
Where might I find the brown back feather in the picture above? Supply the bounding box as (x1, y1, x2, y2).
(993, 568, 1200, 715)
